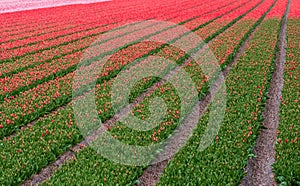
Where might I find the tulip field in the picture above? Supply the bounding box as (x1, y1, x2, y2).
(0, 0, 299, 185)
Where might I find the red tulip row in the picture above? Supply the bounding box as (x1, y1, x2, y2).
(0, 0, 230, 60)
(3, 1, 225, 42)
(0, 0, 195, 45)
(2, 0, 180, 43)
(0, 34, 97, 77)
(0, 41, 162, 139)
(202, 0, 271, 65)
(0, 21, 197, 97)
(0, 0, 166, 33)
(0, 3, 102, 35)
(176, 0, 264, 88)
(0, 0, 237, 78)
(0, 0, 115, 26)
(0, 0, 245, 98)
(289, 0, 300, 18)
(182, 0, 252, 30)
(197, 0, 262, 39)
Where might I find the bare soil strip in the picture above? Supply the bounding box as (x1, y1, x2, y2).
(240, 1, 290, 185)
(137, 18, 260, 186)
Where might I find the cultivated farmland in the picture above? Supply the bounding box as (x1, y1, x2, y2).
(0, 0, 299, 185)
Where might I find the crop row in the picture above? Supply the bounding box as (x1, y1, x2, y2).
(1, 0, 200, 46)
(205, 0, 269, 66)
(273, 19, 300, 185)
(0, 0, 183, 34)
(0, 0, 248, 80)
(2, 0, 210, 43)
(5, 0, 226, 40)
(0, 19, 202, 99)
(1, 3, 110, 37)
(0, 0, 122, 30)
(42, 60, 204, 185)
(0, 41, 161, 139)
(182, 0, 253, 32)
(0, 0, 235, 73)
(0, 0, 232, 61)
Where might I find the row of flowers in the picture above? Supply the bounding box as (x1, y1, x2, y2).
(0, 0, 244, 78)
(0, 0, 171, 34)
(0, 41, 160, 138)
(1, 0, 190, 45)
(204, 0, 267, 65)
(0, 0, 255, 99)
(0, 0, 214, 60)
(197, 0, 262, 40)
(1, 4, 100, 40)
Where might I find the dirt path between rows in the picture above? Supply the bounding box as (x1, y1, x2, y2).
(240, 0, 290, 185)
